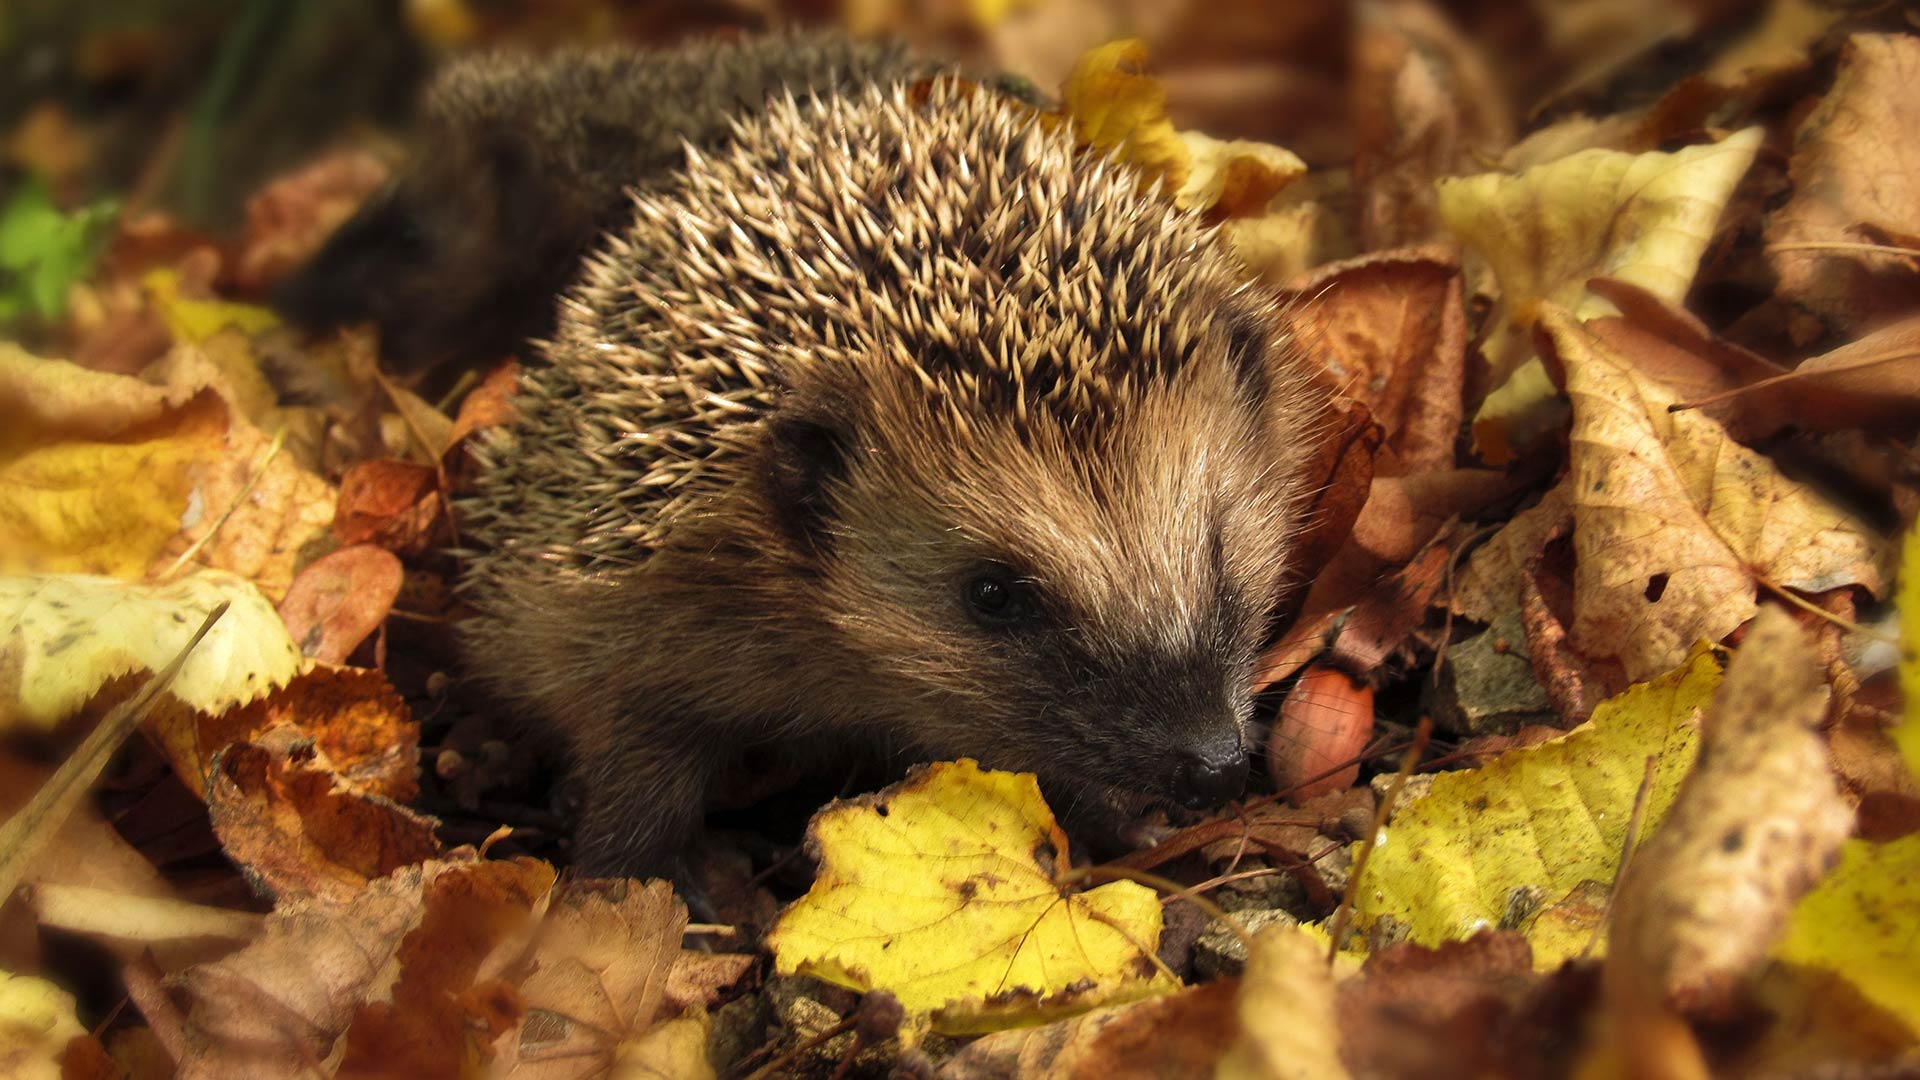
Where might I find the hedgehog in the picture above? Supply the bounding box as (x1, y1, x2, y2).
(434, 43, 1329, 877)
(274, 32, 933, 379)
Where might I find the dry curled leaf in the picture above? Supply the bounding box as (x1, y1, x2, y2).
(277, 545, 404, 664)
(1608, 606, 1853, 1017)
(1544, 308, 1889, 682)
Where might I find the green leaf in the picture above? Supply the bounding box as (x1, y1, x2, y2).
(0, 176, 118, 323)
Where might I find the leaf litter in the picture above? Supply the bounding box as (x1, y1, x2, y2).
(3, 3, 1920, 1078)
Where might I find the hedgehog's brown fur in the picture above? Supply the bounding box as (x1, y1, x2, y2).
(461, 73, 1327, 877)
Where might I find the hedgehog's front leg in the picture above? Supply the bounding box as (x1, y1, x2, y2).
(567, 709, 725, 880)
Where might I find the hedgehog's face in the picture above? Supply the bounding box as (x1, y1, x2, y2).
(763, 320, 1317, 817)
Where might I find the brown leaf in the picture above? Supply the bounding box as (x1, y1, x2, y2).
(1338, 931, 1536, 1080)
(1677, 315, 1920, 438)
(1543, 307, 1889, 682)
(1269, 666, 1375, 801)
(491, 879, 750, 1077)
(206, 740, 442, 905)
(147, 664, 418, 803)
(233, 152, 389, 294)
(1266, 398, 1382, 646)
(446, 361, 520, 462)
(1282, 248, 1469, 475)
(1766, 34, 1920, 335)
(1351, 1, 1513, 250)
(1607, 605, 1854, 1018)
(1581, 278, 1790, 439)
(333, 459, 442, 554)
(278, 545, 404, 664)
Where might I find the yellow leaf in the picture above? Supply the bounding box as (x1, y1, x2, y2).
(1341, 645, 1722, 967)
(143, 268, 278, 343)
(1442, 127, 1762, 457)
(0, 570, 301, 732)
(0, 346, 228, 578)
(1777, 835, 1920, 1035)
(1215, 926, 1352, 1080)
(766, 759, 1172, 1034)
(1547, 308, 1889, 682)
(1063, 40, 1189, 198)
(1900, 524, 1920, 778)
(0, 970, 84, 1080)
(1176, 132, 1305, 217)
(613, 1009, 716, 1080)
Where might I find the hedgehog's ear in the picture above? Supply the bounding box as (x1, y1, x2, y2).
(764, 411, 855, 553)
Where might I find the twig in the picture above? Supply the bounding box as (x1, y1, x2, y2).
(735, 1016, 856, 1080)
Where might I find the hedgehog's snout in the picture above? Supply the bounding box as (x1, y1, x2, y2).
(1169, 728, 1249, 809)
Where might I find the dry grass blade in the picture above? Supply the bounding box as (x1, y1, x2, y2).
(0, 601, 229, 901)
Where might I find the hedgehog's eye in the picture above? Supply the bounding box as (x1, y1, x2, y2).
(963, 569, 1038, 627)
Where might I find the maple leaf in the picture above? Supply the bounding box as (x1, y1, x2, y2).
(766, 759, 1172, 1035)
(1544, 308, 1889, 682)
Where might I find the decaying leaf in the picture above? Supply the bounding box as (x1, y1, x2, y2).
(1061, 39, 1304, 217)
(0, 570, 300, 731)
(1608, 606, 1853, 1016)
(277, 545, 404, 664)
(1440, 126, 1761, 384)
(766, 759, 1172, 1034)
(1545, 308, 1889, 682)
(491, 879, 749, 1078)
(1344, 645, 1721, 966)
(1766, 33, 1920, 334)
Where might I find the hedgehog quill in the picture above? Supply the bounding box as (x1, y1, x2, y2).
(292, 37, 1330, 878)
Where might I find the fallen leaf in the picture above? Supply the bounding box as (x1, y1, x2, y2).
(1351, 0, 1513, 249)
(1337, 932, 1539, 1080)
(234, 151, 389, 293)
(1901, 525, 1920, 779)
(766, 759, 1172, 1034)
(1608, 606, 1853, 1017)
(1545, 307, 1890, 682)
(1281, 248, 1468, 475)
(333, 459, 442, 554)
(0, 570, 300, 731)
(141, 268, 278, 344)
(1673, 314, 1920, 438)
(277, 545, 403, 664)
(206, 739, 441, 904)
(446, 361, 520, 461)
(1775, 833, 1920, 1035)
(492, 879, 749, 1077)
(149, 663, 419, 801)
(0, 347, 228, 577)
(1270, 666, 1375, 802)
(1766, 34, 1920, 334)
(1061, 39, 1304, 218)
(609, 1009, 715, 1080)
(0, 970, 86, 1080)
(1342, 645, 1722, 966)
(1215, 924, 1351, 1080)
(1439, 126, 1762, 385)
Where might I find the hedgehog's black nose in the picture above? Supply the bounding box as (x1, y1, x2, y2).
(1172, 741, 1248, 809)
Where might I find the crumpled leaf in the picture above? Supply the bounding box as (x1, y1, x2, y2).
(0, 346, 227, 577)
(1776, 834, 1920, 1034)
(163, 855, 555, 1079)
(0, 570, 301, 731)
(766, 759, 1172, 1034)
(1766, 33, 1920, 333)
(1216, 925, 1351, 1080)
(1440, 126, 1762, 461)
(1343, 645, 1722, 966)
(1607, 606, 1853, 1016)
(1544, 308, 1890, 682)
(492, 880, 749, 1078)
(1062, 40, 1303, 217)
(0, 970, 86, 1080)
